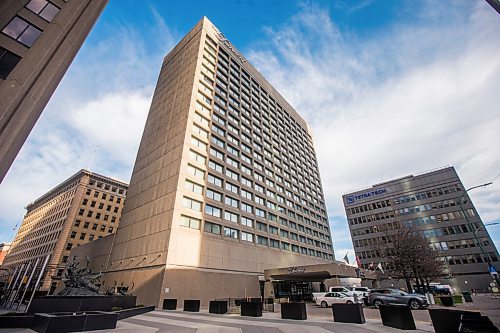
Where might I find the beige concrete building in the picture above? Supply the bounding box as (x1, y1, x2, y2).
(0, 0, 108, 183)
(103, 17, 335, 307)
(0, 242, 11, 266)
(2, 169, 127, 295)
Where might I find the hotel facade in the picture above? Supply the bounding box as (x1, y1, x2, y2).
(0, 0, 108, 183)
(343, 166, 499, 292)
(103, 17, 335, 306)
(2, 169, 127, 296)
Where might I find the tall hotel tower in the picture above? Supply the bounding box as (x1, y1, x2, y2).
(105, 17, 334, 306)
(0, 0, 108, 183)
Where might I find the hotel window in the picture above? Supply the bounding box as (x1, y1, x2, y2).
(70, 231, 76, 239)
(205, 204, 221, 217)
(2, 16, 42, 47)
(224, 196, 238, 208)
(184, 180, 203, 195)
(180, 215, 201, 230)
(208, 160, 224, 173)
(206, 188, 222, 201)
(74, 220, 81, 227)
(224, 211, 238, 223)
(191, 136, 207, 151)
(92, 223, 98, 230)
(204, 221, 221, 235)
(256, 236, 268, 245)
(224, 227, 238, 239)
(270, 239, 279, 248)
(241, 216, 253, 227)
(225, 169, 238, 181)
(208, 174, 223, 187)
(182, 197, 202, 212)
(225, 182, 239, 194)
(241, 188, 252, 200)
(84, 222, 89, 228)
(193, 124, 209, 139)
(281, 242, 290, 250)
(0, 47, 21, 79)
(241, 232, 253, 242)
(255, 208, 266, 218)
(80, 233, 86, 240)
(66, 243, 73, 251)
(187, 164, 205, 179)
(241, 203, 253, 213)
(269, 226, 278, 235)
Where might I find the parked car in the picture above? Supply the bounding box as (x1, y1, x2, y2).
(312, 292, 328, 302)
(367, 288, 429, 310)
(315, 292, 361, 307)
(348, 286, 371, 298)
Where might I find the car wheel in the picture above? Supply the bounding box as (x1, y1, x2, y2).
(373, 300, 383, 309)
(409, 299, 421, 310)
(346, 300, 353, 304)
(321, 301, 328, 308)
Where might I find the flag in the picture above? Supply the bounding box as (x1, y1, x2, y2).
(377, 262, 384, 274)
(355, 256, 362, 268)
(343, 252, 349, 264)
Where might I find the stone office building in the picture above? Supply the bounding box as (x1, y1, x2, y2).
(102, 17, 335, 306)
(343, 166, 499, 291)
(2, 169, 127, 295)
(0, 0, 108, 183)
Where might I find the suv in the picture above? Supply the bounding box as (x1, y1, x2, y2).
(367, 288, 428, 310)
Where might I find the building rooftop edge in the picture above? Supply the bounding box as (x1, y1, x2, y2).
(25, 169, 129, 211)
(342, 165, 454, 197)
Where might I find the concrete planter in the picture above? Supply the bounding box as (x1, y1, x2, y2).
(209, 300, 228, 314)
(31, 311, 117, 333)
(183, 300, 200, 312)
(332, 303, 365, 324)
(162, 298, 177, 310)
(27, 295, 137, 314)
(379, 304, 416, 330)
(240, 301, 262, 317)
(281, 303, 307, 320)
(116, 305, 155, 320)
(428, 308, 480, 333)
(0, 313, 34, 328)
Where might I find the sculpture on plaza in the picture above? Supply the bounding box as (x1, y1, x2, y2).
(57, 256, 102, 296)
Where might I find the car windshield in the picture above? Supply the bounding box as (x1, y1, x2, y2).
(391, 289, 407, 295)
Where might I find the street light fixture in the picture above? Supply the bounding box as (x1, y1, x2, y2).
(457, 182, 499, 286)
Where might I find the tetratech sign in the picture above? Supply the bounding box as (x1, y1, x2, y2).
(346, 189, 387, 204)
(212, 25, 246, 63)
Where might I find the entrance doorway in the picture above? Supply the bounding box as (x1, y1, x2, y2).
(273, 281, 314, 302)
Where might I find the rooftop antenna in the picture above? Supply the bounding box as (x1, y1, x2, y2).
(87, 145, 99, 171)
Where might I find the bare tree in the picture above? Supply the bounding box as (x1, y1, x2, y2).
(380, 227, 447, 292)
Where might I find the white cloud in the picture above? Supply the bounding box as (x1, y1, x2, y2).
(248, 1, 500, 259)
(0, 11, 176, 241)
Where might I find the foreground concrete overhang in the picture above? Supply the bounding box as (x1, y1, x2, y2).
(264, 261, 376, 281)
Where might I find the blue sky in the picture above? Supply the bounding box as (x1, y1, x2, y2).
(1, 0, 499, 263)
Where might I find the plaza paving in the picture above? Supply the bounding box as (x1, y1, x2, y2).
(1, 294, 499, 333)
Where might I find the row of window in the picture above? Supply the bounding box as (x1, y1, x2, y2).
(201, 40, 325, 198)
(69, 229, 112, 241)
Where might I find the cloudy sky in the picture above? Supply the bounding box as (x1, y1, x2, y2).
(1, 0, 499, 263)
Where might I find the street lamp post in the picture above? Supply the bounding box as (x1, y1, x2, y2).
(457, 182, 500, 287)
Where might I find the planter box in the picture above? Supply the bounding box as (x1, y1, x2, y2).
(0, 313, 34, 328)
(332, 303, 365, 324)
(281, 303, 307, 320)
(428, 308, 480, 333)
(460, 312, 498, 332)
(183, 300, 200, 312)
(27, 295, 137, 314)
(116, 305, 155, 320)
(240, 301, 262, 317)
(209, 300, 228, 314)
(162, 299, 177, 310)
(379, 304, 416, 330)
(31, 311, 117, 333)
(439, 296, 454, 307)
(452, 295, 463, 304)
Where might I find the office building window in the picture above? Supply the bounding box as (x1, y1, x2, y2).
(0, 47, 21, 79)
(2, 16, 42, 47)
(205, 204, 221, 217)
(182, 196, 202, 212)
(241, 232, 254, 242)
(26, 0, 60, 22)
